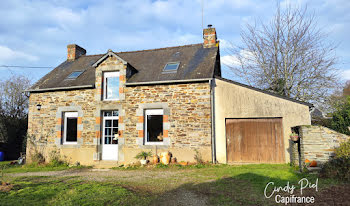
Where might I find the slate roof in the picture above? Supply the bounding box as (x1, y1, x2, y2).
(30, 43, 219, 91)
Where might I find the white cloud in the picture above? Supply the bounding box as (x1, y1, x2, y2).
(221, 55, 239, 66)
(0, 0, 349, 82)
(342, 69, 350, 81)
(221, 50, 254, 67)
(0, 45, 39, 62)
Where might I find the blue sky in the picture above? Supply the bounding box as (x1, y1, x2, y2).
(1, 0, 350, 84)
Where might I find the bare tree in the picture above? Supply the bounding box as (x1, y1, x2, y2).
(0, 75, 31, 119)
(226, 4, 339, 104)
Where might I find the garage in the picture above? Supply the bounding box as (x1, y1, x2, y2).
(225, 118, 285, 163)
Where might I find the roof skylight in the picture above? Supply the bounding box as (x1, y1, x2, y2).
(66, 71, 83, 79)
(163, 62, 180, 73)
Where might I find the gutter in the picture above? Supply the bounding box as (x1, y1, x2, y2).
(210, 78, 217, 164)
(125, 78, 212, 86)
(25, 85, 95, 92)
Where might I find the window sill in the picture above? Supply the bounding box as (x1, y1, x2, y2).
(60, 144, 81, 149)
(140, 144, 169, 149)
(102, 99, 120, 101)
(144, 142, 164, 146)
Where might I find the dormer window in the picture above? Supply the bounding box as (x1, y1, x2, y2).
(103, 71, 120, 100)
(66, 71, 83, 79)
(163, 62, 180, 73)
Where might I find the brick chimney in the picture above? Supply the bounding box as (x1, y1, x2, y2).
(203, 25, 218, 48)
(67, 44, 86, 61)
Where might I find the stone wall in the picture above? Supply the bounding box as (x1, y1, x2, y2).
(27, 89, 97, 165)
(295, 125, 350, 165)
(27, 55, 212, 165)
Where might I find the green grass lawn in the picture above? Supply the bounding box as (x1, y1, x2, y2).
(0, 164, 343, 206)
(0, 177, 150, 206)
(0, 161, 89, 174)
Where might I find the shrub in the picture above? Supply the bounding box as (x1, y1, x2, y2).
(194, 149, 204, 164)
(320, 158, 350, 182)
(320, 140, 350, 181)
(135, 151, 152, 160)
(48, 149, 68, 167)
(155, 163, 168, 168)
(330, 96, 350, 135)
(335, 140, 350, 159)
(31, 152, 45, 164)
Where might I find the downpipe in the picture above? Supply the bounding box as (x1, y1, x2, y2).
(210, 78, 217, 164)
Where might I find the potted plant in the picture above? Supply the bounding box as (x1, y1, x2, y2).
(290, 132, 299, 142)
(135, 151, 152, 165)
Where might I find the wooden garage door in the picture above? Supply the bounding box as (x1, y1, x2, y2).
(226, 118, 285, 163)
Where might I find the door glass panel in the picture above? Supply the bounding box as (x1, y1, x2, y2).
(112, 128, 118, 135)
(105, 136, 111, 144)
(105, 120, 112, 127)
(112, 120, 118, 127)
(103, 110, 119, 145)
(105, 128, 111, 136)
(104, 111, 112, 116)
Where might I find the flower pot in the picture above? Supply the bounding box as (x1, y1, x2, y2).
(152, 155, 159, 164)
(171, 157, 177, 164)
(310, 160, 317, 167)
(140, 159, 147, 165)
(160, 152, 171, 165)
(179, 161, 188, 166)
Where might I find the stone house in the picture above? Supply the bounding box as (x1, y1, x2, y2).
(26, 26, 312, 166)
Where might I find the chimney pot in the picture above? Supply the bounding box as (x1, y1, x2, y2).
(203, 25, 218, 48)
(67, 44, 86, 61)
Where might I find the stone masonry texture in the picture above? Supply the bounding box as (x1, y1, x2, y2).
(297, 125, 350, 165)
(27, 56, 212, 165)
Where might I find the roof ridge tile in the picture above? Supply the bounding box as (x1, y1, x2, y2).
(82, 43, 203, 57)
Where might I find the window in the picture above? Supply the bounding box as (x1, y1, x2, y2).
(102, 111, 119, 145)
(103, 72, 120, 100)
(145, 109, 163, 145)
(63, 112, 78, 144)
(66, 71, 83, 79)
(163, 62, 180, 73)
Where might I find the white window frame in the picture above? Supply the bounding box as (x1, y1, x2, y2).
(63, 112, 78, 144)
(102, 111, 119, 145)
(144, 109, 164, 145)
(103, 71, 120, 101)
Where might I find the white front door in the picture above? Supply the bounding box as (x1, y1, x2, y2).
(102, 111, 119, 160)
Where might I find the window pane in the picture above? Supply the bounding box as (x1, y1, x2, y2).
(106, 76, 119, 99)
(67, 71, 83, 79)
(105, 120, 112, 127)
(163, 63, 179, 71)
(147, 115, 163, 142)
(66, 118, 77, 142)
(112, 120, 118, 127)
(105, 128, 111, 136)
(112, 128, 119, 135)
(112, 111, 119, 116)
(104, 111, 112, 116)
(105, 137, 111, 144)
